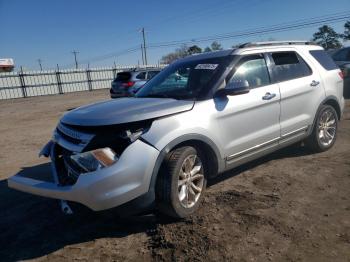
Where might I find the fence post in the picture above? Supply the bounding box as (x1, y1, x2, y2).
(19, 66, 27, 98)
(55, 64, 63, 94)
(86, 69, 92, 91)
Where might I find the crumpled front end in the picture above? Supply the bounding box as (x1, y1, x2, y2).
(7, 121, 159, 211)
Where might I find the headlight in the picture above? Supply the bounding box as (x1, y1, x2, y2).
(70, 148, 118, 172)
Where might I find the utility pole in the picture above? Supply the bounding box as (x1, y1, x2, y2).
(37, 59, 43, 71)
(71, 50, 79, 69)
(141, 28, 148, 65)
(141, 44, 144, 65)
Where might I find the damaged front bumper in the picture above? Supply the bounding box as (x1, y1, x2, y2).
(7, 139, 159, 211)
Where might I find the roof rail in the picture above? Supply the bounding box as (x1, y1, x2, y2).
(238, 41, 317, 48)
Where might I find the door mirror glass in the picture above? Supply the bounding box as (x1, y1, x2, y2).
(226, 80, 249, 90)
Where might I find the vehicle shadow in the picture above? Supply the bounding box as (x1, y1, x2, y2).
(208, 143, 311, 186)
(0, 164, 164, 261)
(0, 144, 311, 261)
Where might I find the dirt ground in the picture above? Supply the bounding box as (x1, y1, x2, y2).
(0, 89, 349, 262)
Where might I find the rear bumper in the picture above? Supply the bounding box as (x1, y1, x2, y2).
(8, 140, 159, 211)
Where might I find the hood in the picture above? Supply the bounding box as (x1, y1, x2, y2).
(61, 97, 194, 126)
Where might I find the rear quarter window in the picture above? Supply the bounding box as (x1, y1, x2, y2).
(309, 50, 338, 71)
(271, 52, 312, 82)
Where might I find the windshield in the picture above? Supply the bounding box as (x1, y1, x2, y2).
(136, 56, 231, 100)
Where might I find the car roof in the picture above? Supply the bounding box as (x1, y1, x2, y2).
(118, 68, 162, 74)
(176, 41, 323, 64)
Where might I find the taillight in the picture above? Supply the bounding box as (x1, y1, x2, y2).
(122, 81, 135, 88)
(339, 71, 344, 79)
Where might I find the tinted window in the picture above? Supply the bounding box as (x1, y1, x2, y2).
(115, 72, 131, 81)
(271, 52, 312, 82)
(136, 72, 146, 79)
(310, 50, 338, 70)
(228, 56, 270, 88)
(147, 71, 159, 80)
(332, 48, 350, 62)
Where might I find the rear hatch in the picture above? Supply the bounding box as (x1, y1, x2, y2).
(112, 72, 134, 93)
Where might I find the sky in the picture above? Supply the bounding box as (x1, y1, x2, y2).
(1, 0, 349, 70)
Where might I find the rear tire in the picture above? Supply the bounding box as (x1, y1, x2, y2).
(156, 146, 207, 218)
(305, 105, 338, 153)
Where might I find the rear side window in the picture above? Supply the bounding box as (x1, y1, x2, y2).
(147, 71, 159, 80)
(136, 72, 146, 80)
(310, 50, 339, 70)
(116, 72, 131, 81)
(271, 52, 312, 82)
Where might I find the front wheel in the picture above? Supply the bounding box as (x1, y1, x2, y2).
(305, 105, 338, 153)
(156, 146, 207, 218)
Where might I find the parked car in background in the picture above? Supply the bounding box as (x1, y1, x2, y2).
(110, 68, 161, 98)
(331, 47, 350, 98)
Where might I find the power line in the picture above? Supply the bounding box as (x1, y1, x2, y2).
(143, 0, 243, 30)
(147, 12, 350, 48)
(63, 11, 350, 67)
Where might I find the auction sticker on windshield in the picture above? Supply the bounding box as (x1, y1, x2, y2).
(195, 64, 218, 70)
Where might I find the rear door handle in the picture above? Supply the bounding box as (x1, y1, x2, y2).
(262, 92, 276, 100)
(310, 80, 320, 87)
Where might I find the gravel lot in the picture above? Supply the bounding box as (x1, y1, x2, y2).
(0, 90, 349, 261)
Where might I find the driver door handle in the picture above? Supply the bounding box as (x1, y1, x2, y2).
(310, 80, 320, 87)
(262, 92, 276, 100)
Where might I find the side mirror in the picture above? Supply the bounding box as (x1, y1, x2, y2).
(215, 80, 250, 97)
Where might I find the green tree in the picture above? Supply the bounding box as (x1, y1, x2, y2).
(232, 43, 242, 48)
(161, 44, 189, 64)
(203, 46, 212, 52)
(342, 21, 350, 41)
(312, 25, 342, 50)
(187, 45, 202, 55)
(210, 41, 223, 51)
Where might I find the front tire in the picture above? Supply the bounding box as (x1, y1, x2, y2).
(305, 105, 338, 153)
(156, 146, 207, 218)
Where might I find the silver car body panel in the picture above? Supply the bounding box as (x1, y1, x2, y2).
(8, 140, 159, 211)
(61, 97, 194, 126)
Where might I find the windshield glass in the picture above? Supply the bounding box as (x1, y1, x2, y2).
(136, 56, 231, 100)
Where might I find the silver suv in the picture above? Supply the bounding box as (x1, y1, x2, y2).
(8, 41, 345, 218)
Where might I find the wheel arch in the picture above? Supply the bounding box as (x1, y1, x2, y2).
(322, 96, 341, 120)
(147, 134, 225, 193)
(308, 95, 341, 137)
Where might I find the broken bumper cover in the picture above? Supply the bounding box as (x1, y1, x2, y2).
(7, 139, 159, 211)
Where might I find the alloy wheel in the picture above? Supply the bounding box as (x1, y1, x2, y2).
(177, 154, 204, 208)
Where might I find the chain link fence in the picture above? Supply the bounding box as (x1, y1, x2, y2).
(0, 65, 162, 100)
